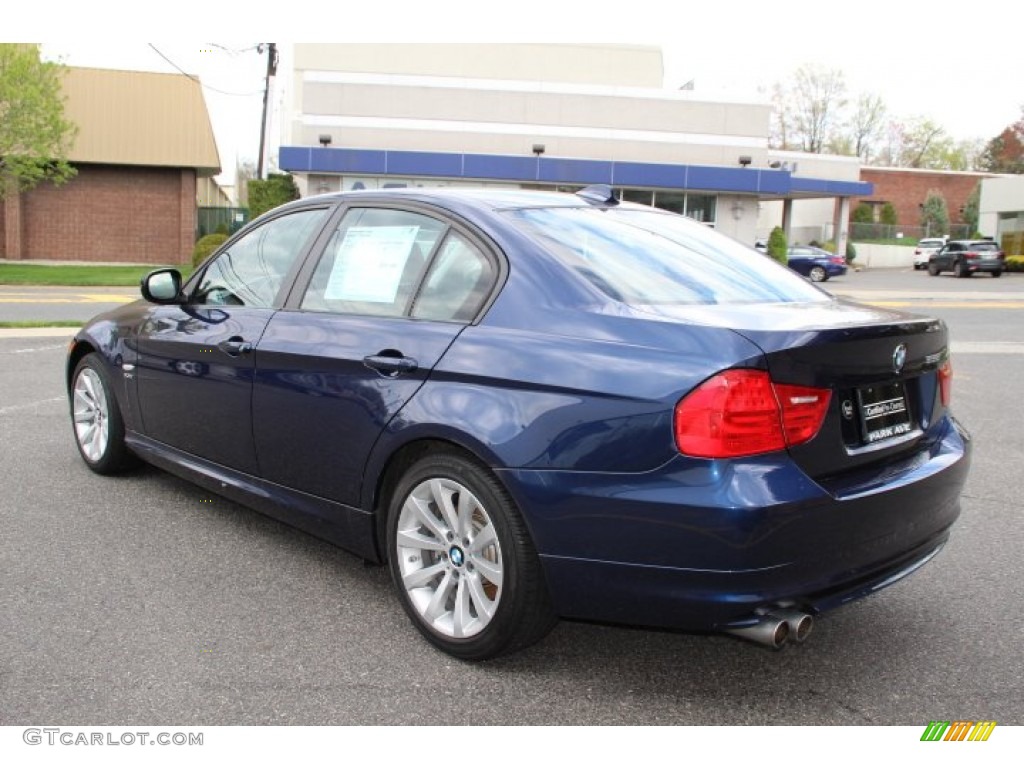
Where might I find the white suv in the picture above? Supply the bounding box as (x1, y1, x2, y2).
(914, 238, 945, 270)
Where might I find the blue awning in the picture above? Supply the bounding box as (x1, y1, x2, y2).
(278, 146, 873, 199)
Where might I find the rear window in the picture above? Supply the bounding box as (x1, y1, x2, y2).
(505, 206, 827, 305)
(971, 242, 999, 252)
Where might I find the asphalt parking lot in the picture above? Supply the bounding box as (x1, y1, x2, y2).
(1, 268, 1022, 725)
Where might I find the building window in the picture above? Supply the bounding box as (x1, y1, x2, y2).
(684, 194, 716, 223)
(653, 191, 686, 214)
(620, 188, 654, 206)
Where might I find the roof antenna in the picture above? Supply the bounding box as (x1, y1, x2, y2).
(575, 184, 618, 205)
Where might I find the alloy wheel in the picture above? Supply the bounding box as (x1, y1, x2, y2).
(395, 477, 503, 639)
(73, 368, 110, 463)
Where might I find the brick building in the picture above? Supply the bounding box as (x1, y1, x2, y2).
(1, 67, 220, 265)
(855, 167, 995, 233)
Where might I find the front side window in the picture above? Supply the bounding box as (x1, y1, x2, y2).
(301, 208, 446, 317)
(193, 208, 328, 307)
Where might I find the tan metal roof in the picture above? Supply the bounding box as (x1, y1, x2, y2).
(62, 67, 221, 176)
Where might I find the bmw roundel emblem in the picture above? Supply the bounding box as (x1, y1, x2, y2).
(449, 546, 465, 567)
(892, 343, 907, 374)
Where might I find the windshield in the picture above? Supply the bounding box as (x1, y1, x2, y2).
(505, 206, 828, 306)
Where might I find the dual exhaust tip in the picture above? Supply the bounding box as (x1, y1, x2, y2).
(725, 608, 814, 649)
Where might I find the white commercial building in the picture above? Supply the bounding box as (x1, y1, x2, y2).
(279, 44, 869, 252)
(978, 175, 1024, 253)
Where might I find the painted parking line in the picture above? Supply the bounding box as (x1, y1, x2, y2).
(868, 301, 1024, 309)
(951, 341, 1024, 355)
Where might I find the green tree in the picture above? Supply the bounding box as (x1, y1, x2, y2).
(0, 44, 77, 197)
(920, 190, 949, 237)
(880, 202, 898, 226)
(767, 226, 788, 265)
(852, 203, 873, 223)
(247, 172, 300, 219)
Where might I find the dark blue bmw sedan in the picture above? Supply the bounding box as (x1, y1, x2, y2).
(67, 186, 970, 659)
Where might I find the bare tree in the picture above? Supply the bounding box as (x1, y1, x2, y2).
(788, 64, 847, 153)
(849, 93, 887, 162)
(899, 118, 947, 168)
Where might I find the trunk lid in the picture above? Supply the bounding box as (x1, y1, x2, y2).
(637, 298, 950, 479)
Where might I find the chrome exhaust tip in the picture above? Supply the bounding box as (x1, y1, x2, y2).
(769, 609, 814, 643)
(724, 616, 789, 649)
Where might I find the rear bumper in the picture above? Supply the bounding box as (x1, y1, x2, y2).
(499, 416, 970, 631)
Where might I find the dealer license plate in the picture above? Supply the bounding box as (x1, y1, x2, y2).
(857, 381, 912, 444)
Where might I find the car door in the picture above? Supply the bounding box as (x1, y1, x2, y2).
(252, 205, 500, 507)
(134, 207, 331, 473)
(938, 242, 958, 270)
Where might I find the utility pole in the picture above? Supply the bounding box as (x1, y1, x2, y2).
(257, 43, 278, 180)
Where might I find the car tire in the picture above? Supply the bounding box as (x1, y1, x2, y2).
(928, 263, 939, 276)
(954, 260, 970, 278)
(70, 352, 139, 475)
(386, 452, 557, 660)
(992, 270, 1003, 278)
(809, 266, 827, 282)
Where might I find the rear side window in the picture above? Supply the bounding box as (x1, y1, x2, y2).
(411, 232, 495, 322)
(506, 207, 826, 305)
(301, 208, 445, 317)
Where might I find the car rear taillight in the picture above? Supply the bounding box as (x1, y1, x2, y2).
(674, 369, 831, 458)
(830, 256, 845, 265)
(938, 359, 953, 407)
(914, 248, 922, 255)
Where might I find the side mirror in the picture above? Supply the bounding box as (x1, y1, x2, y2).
(141, 269, 183, 304)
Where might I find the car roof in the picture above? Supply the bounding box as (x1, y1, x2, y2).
(297, 186, 635, 213)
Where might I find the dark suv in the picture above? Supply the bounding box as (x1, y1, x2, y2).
(928, 240, 1005, 278)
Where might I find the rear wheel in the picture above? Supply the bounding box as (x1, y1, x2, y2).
(387, 452, 556, 660)
(992, 270, 1003, 278)
(808, 266, 827, 282)
(954, 260, 970, 278)
(71, 353, 138, 474)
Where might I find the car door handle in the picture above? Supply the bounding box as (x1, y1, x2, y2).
(363, 352, 418, 376)
(218, 336, 254, 357)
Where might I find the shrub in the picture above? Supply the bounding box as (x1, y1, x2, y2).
(248, 173, 300, 220)
(1005, 256, 1024, 273)
(852, 203, 873, 224)
(846, 241, 857, 264)
(767, 226, 788, 265)
(880, 202, 898, 226)
(193, 233, 228, 268)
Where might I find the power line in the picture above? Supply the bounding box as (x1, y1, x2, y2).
(146, 43, 262, 97)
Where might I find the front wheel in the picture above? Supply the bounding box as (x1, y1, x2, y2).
(928, 262, 940, 276)
(808, 266, 827, 282)
(387, 452, 556, 660)
(70, 353, 138, 474)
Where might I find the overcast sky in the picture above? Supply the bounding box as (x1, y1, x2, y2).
(20, 0, 1022, 184)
